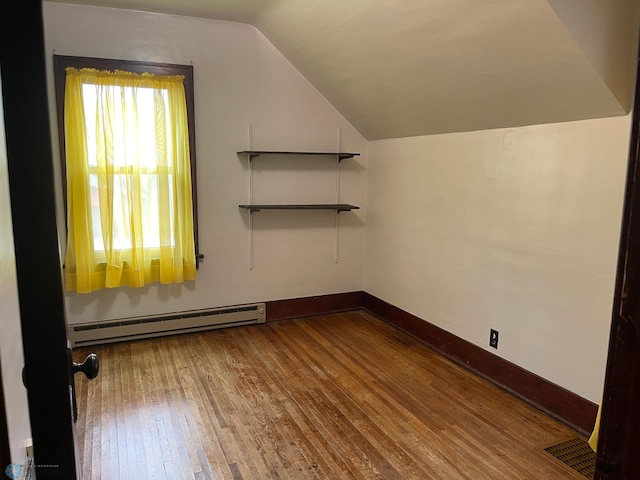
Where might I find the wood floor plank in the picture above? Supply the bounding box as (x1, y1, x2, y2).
(242, 328, 374, 479)
(272, 318, 465, 479)
(73, 311, 587, 479)
(264, 321, 433, 479)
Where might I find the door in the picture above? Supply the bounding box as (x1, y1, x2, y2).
(0, 68, 34, 477)
(0, 2, 95, 478)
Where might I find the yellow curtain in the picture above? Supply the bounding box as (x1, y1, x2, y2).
(64, 68, 196, 293)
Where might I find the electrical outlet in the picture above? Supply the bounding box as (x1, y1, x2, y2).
(489, 329, 499, 349)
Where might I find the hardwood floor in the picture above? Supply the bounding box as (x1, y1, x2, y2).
(73, 311, 586, 479)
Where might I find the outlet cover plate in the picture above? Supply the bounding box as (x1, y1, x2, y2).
(490, 329, 499, 349)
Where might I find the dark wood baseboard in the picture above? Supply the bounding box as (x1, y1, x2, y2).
(263, 290, 598, 434)
(266, 291, 363, 322)
(361, 292, 598, 435)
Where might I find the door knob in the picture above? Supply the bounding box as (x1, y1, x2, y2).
(72, 353, 99, 380)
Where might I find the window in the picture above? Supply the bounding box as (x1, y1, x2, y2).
(54, 55, 202, 293)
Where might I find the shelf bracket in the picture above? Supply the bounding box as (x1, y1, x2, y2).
(248, 124, 254, 269)
(335, 129, 341, 263)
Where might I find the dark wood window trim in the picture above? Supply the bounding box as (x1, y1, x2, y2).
(52, 54, 203, 266)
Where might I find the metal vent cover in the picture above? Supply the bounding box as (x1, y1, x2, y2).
(542, 436, 595, 478)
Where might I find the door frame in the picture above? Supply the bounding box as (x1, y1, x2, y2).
(594, 28, 640, 479)
(0, 1, 78, 478)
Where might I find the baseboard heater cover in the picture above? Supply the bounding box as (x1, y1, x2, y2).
(68, 303, 266, 347)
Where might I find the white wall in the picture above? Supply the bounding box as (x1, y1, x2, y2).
(42, 2, 632, 405)
(0, 76, 32, 466)
(364, 116, 631, 402)
(42, 3, 367, 325)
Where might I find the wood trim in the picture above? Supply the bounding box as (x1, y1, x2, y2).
(264, 290, 597, 434)
(2, 3, 79, 477)
(361, 292, 598, 435)
(266, 291, 363, 322)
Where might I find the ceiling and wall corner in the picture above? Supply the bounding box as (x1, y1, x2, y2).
(547, 0, 640, 115)
(45, 0, 638, 140)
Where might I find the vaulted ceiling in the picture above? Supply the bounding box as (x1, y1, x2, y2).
(45, 0, 639, 140)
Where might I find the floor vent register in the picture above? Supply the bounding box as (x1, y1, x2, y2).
(542, 436, 595, 478)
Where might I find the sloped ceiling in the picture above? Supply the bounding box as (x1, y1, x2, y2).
(45, 0, 639, 140)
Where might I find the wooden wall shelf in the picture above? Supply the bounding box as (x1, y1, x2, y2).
(239, 204, 359, 213)
(238, 133, 361, 268)
(237, 150, 360, 162)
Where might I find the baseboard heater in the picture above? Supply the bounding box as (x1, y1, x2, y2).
(68, 303, 266, 347)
